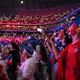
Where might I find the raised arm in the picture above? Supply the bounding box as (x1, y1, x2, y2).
(49, 35, 59, 59)
(45, 41, 52, 53)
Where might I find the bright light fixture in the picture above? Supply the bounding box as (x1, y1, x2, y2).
(20, 0, 24, 4)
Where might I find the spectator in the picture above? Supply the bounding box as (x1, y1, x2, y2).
(50, 23, 80, 80)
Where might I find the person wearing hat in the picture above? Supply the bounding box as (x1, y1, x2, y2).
(49, 22, 80, 80)
(19, 43, 48, 80)
(19, 45, 41, 80)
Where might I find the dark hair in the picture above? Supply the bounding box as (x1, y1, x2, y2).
(64, 30, 72, 45)
(11, 42, 20, 51)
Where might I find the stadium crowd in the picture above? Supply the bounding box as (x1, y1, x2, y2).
(0, 9, 70, 25)
(0, 5, 80, 80)
(0, 18, 80, 80)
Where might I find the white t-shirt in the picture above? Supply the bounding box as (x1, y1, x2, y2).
(20, 51, 39, 80)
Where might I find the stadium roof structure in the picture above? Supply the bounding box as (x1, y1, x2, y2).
(0, 0, 80, 16)
(0, 0, 80, 9)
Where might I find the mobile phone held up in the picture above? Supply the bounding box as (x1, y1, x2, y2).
(37, 28, 43, 32)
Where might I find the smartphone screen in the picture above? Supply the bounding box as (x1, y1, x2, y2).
(37, 28, 43, 32)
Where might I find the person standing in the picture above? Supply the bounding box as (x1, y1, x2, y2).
(50, 23, 80, 80)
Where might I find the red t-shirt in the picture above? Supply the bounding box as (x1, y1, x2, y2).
(59, 40, 80, 80)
